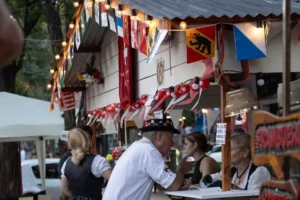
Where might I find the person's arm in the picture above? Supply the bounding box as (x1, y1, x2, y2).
(200, 157, 220, 182)
(60, 160, 72, 197)
(91, 155, 112, 180)
(247, 167, 271, 190)
(0, 0, 24, 66)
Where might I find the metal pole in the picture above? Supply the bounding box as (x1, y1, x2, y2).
(282, 0, 291, 180)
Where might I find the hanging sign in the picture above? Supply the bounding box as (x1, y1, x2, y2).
(260, 180, 300, 200)
(216, 123, 226, 145)
(84, 0, 90, 22)
(94, 2, 100, 24)
(251, 111, 300, 180)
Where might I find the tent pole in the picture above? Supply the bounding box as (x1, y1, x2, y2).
(282, 0, 291, 180)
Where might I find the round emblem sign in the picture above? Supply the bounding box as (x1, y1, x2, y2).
(157, 60, 164, 86)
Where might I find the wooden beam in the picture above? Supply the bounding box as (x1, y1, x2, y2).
(61, 86, 86, 92)
(220, 84, 232, 191)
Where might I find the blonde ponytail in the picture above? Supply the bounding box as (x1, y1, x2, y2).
(68, 128, 91, 165)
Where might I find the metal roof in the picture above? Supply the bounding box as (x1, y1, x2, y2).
(120, 0, 300, 20)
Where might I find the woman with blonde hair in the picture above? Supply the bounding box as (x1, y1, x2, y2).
(202, 129, 271, 190)
(60, 128, 111, 200)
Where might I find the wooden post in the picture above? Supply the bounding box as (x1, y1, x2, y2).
(220, 84, 232, 191)
(118, 110, 125, 146)
(91, 124, 97, 155)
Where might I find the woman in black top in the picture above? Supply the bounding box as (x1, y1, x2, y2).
(183, 132, 220, 184)
(60, 128, 111, 200)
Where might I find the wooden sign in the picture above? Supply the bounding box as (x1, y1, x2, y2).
(260, 180, 300, 200)
(251, 111, 300, 180)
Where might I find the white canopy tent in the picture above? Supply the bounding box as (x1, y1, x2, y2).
(0, 92, 64, 191)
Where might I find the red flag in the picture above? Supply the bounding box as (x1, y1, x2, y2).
(59, 92, 78, 112)
(118, 36, 133, 108)
(186, 25, 216, 64)
(139, 21, 147, 56)
(131, 19, 138, 49)
(122, 15, 130, 46)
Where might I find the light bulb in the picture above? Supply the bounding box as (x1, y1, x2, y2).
(179, 21, 187, 30)
(202, 109, 207, 113)
(55, 54, 60, 60)
(47, 84, 52, 89)
(50, 69, 55, 74)
(62, 41, 67, 47)
(81, 24, 85, 28)
(73, 1, 79, 7)
(104, 4, 111, 10)
(69, 23, 75, 29)
(257, 79, 265, 86)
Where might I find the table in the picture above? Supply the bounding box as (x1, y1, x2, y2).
(164, 187, 259, 200)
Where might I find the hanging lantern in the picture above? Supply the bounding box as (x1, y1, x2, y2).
(225, 88, 260, 117)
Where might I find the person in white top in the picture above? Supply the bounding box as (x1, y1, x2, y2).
(202, 130, 271, 190)
(103, 119, 195, 200)
(60, 128, 111, 200)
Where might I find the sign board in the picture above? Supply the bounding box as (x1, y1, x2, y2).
(216, 123, 226, 145)
(260, 180, 300, 200)
(156, 58, 164, 87)
(251, 111, 300, 180)
(61, 131, 69, 142)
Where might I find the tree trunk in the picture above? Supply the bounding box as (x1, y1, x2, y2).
(0, 63, 21, 199)
(42, 4, 76, 130)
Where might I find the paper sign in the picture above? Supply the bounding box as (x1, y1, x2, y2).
(61, 131, 68, 142)
(216, 123, 226, 145)
(154, 110, 164, 119)
(146, 29, 168, 63)
(94, 2, 100, 24)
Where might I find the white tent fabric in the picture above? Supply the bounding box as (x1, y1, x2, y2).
(0, 92, 64, 191)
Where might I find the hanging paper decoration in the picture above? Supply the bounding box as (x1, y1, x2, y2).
(234, 22, 266, 61)
(122, 15, 130, 46)
(165, 83, 190, 112)
(115, 9, 123, 37)
(201, 58, 215, 80)
(75, 29, 81, 50)
(147, 28, 168, 63)
(108, 10, 116, 33)
(84, 0, 90, 22)
(131, 19, 138, 49)
(186, 25, 216, 64)
(118, 35, 133, 108)
(147, 25, 158, 57)
(139, 21, 147, 56)
(59, 92, 78, 112)
(178, 77, 200, 106)
(148, 89, 167, 114)
(77, 56, 104, 87)
(94, 1, 100, 24)
(100, 2, 108, 27)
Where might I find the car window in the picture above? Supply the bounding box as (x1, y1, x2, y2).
(211, 146, 222, 153)
(32, 163, 59, 179)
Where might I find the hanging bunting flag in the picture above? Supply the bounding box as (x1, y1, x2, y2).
(122, 15, 130, 46)
(131, 19, 138, 49)
(234, 22, 267, 61)
(75, 29, 81, 50)
(201, 58, 214, 80)
(186, 25, 216, 64)
(108, 10, 116, 33)
(147, 28, 168, 63)
(147, 25, 158, 57)
(94, 1, 100, 24)
(80, 12, 86, 37)
(67, 55, 72, 71)
(139, 21, 147, 56)
(115, 9, 123, 37)
(59, 92, 78, 112)
(100, 3, 108, 27)
(84, 0, 90, 22)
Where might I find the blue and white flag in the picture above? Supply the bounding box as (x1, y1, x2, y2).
(115, 9, 123, 37)
(234, 22, 267, 61)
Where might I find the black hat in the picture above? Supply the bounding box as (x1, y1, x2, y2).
(139, 119, 180, 134)
(57, 139, 67, 145)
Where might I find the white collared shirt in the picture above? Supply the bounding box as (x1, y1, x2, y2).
(103, 137, 176, 200)
(210, 162, 271, 190)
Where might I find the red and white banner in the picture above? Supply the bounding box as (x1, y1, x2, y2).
(100, 2, 108, 27)
(139, 21, 147, 56)
(59, 92, 78, 112)
(131, 19, 138, 49)
(122, 15, 130, 46)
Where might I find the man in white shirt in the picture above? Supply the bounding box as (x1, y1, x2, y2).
(103, 119, 194, 200)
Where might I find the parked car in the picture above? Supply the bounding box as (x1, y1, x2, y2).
(207, 145, 222, 163)
(22, 159, 60, 200)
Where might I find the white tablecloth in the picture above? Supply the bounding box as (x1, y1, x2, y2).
(164, 187, 259, 199)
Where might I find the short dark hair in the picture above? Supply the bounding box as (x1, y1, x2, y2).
(78, 125, 93, 138)
(185, 132, 213, 152)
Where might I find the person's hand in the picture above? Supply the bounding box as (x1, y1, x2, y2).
(178, 155, 195, 174)
(180, 179, 191, 190)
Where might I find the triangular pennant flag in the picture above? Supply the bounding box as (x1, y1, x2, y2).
(100, 2, 108, 27)
(146, 28, 168, 63)
(75, 29, 81, 50)
(94, 2, 100, 24)
(206, 109, 220, 132)
(115, 9, 123, 37)
(84, 0, 90, 22)
(234, 22, 266, 61)
(132, 113, 144, 129)
(108, 10, 116, 33)
(139, 21, 147, 56)
(190, 89, 202, 111)
(202, 58, 214, 80)
(122, 15, 130, 46)
(131, 19, 138, 49)
(80, 11, 86, 36)
(169, 109, 183, 129)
